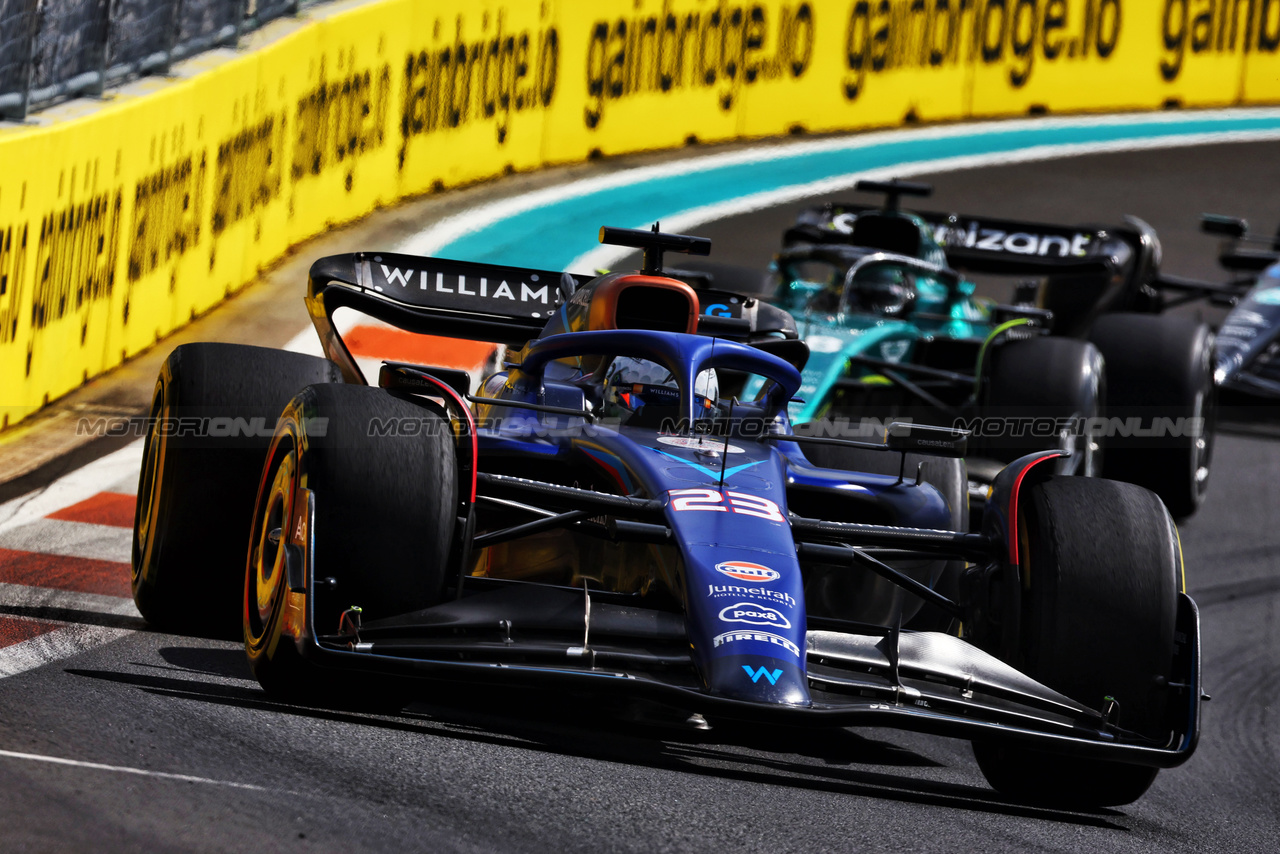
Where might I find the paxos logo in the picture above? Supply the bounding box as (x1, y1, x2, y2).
(714, 561, 780, 583)
(743, 665, 783, 685)
(719, 602, 791, 629)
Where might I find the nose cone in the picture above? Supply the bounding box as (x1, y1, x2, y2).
(706, 655, 810, 706)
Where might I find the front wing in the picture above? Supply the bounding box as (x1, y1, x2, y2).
(279, 478, 1200, 769)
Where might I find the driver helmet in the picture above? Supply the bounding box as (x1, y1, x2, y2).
(601, 357, 719, 426)
(850, 265, 917, 316)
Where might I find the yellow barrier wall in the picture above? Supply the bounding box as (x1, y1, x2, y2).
(0, 0, 1275, 428)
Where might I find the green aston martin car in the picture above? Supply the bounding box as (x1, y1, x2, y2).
(748, 180, 1215, 518)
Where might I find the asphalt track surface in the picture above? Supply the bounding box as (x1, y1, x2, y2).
(2, 139, 1280, 853)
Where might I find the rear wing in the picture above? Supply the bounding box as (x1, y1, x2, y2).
(308, 252, 584, 340)
(787, 203, 1152, 280)
(306, 251, 798, 385)
(306, 252, 591, 383)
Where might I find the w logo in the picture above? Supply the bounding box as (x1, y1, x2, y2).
(742, 665, 783, 685)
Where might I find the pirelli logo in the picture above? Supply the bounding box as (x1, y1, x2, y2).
(712, 629, 801, 659)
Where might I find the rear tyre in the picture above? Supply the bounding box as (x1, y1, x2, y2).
(800, 443, 966, 629)
(132, 344, 342, 637)
(1089, 313, 1215, 518)
(244, 383, 457, 705)
(979, 336, 1104, 476)
(972, 476, 1179, 807)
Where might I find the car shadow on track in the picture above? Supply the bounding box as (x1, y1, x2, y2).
(154, 645, 256, 680)
(65, 658, 1129, 830)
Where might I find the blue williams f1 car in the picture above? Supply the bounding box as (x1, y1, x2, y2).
(131, 226, 1201, 808)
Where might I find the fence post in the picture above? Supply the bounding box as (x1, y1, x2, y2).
(234, 0, 249, 45)
(3, 0, 40, 120)
(163, 0, 184, 73)
(88, 0, 114, 98)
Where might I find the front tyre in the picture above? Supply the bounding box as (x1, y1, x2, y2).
(972, 476, 1180, 807)
(245, 383, 458, 702)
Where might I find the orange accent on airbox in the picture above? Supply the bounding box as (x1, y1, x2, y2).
(344, 325, 498, 371)
(586, 274, 699, 334)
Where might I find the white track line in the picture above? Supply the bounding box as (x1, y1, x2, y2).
(0, 625, 134, 678)
(398, 109, 1280, 261)
(569, 126, 1280, 272)
(282, 323, 323, 356)
(0, 747, 268, 791)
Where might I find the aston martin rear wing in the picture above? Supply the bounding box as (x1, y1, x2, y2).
(786, 203, 1154, 281)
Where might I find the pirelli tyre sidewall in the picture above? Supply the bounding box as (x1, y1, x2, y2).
(244, 383, 457, 699)
(131, 343, 343, 636)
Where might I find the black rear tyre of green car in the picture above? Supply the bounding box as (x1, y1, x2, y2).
(1089, 313, 1215, 518)
(978, 336, 1104, 477)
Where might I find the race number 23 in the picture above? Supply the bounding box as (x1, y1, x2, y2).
(668, 489, 785, 522)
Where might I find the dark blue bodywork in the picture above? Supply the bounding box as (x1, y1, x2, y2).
(473, 330, 951, 705)
(275, 243, 1202, 778)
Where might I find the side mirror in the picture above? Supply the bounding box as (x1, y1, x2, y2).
(1201, 214, 1248, 239)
